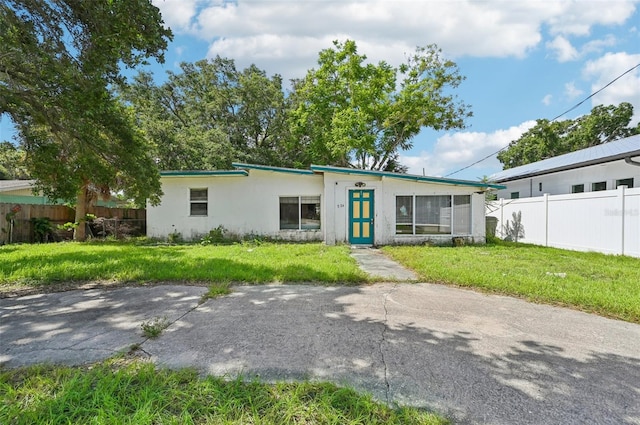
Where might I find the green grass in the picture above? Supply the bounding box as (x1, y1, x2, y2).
(0, 241, 368, 289)
(383, 240, 640, 323)
(0, 359, 448, 425)
(140, 316, 170, 339)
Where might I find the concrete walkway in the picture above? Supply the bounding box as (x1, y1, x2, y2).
(2, 283, 639, 424)
(350, 247, 418, 281)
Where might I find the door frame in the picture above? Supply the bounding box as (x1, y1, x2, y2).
(348, 189, 375, 245)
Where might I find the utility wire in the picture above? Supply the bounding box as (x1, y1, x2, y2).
(444, 62, 640, 177)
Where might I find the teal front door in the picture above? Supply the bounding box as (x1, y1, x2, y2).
(349, 190, 374, 244)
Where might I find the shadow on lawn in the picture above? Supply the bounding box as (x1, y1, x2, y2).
(1, 245, 364, 289)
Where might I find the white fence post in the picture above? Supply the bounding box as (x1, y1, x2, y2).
(619, 185, 626, 256)
(499, 198, 504, 239)
(544, 193, 549, 247)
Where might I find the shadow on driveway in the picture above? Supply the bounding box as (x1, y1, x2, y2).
(2, 283, 639, 424)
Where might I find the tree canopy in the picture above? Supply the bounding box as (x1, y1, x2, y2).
(121, 57, 293, 171)
(0, 142, 29, 180)
(0, 0, 172, 239)
(288, 40, 471, 171)
(497, 103, 640, 169)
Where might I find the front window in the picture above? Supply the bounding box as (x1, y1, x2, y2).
(510, 192, 520, 199)
(280, 196, 320, 230)
(395, 195, 471, 235)
(190, 188, 208, 216)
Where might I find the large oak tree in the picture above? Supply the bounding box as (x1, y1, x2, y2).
(288, 40, 471, 171)
(122, 57, 293, 171)
(0, 0, 172, 239)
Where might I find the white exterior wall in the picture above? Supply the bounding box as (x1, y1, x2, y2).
(487, 186, 640, 258)
(148, 169, 488, 245)
(147, 170, 324, 241)
(496, 159, 640, 199)
(321, 172, 485, 245)
(1, 188, 34, 196)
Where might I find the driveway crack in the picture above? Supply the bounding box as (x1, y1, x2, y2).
(140, 299, 205, 347)
(379, 283, 398, 405)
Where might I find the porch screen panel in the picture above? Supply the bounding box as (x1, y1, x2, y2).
(452, 195, 471, 234)
(415, 196, 450, 234)
(300, 196, 321, 229)
(395, 196, 413, 234)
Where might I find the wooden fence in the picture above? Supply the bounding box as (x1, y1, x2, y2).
(0, 203, 146, 244)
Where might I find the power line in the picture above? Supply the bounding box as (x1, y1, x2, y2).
(444, 62, 640, 177)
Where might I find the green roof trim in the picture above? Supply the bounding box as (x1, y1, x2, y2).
(232, 162, 316, 175)
(309, 165, 506, 189)
(161, 170, 248, 177)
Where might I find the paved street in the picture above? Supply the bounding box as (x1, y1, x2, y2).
(1, 283, 639, 424)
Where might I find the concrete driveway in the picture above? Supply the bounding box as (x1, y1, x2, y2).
(1, 283, 639, 425)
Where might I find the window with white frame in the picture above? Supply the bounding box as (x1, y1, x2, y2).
(395, 195, 471, 235)
(279, 196, 321, 230)
(190, 188, 208, 216)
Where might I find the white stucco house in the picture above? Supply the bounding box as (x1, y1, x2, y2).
(490, 134, 640, 199)
(147, 163, 504, 245)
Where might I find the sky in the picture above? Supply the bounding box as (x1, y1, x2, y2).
(1, 0, 639, 181)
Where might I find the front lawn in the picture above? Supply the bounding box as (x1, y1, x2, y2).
(0, 359, 448, 425)
(384, 241, 640, 323)
(0, 241, 368, 291)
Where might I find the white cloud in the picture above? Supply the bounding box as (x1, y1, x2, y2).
(149, 0, 638, 82)
(564, 82, 584, 100)
(152, 0, 199, 31)
(542, 94, 553, 106)
(546, 36, 579, 62)
(583, 52, 640, 123)
(400, 121, 537, 178)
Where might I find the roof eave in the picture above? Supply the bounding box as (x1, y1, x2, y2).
(494, 151, 640, 183)
(310, 165, 505, 189)
(232, 162, 315, 175)
(160, 170, 248, 177)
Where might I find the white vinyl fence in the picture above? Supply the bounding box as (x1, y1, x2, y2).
(487, 186, 640, 258)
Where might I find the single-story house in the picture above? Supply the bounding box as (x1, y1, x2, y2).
(0, 179, 118, 206)
(490, 134, 640, 199)
(147, 163, 504, 245)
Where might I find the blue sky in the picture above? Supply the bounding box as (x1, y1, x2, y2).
(2, 0, 639, 181)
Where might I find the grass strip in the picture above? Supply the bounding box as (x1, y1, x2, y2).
(0, 359, 448, 425)
(384, 240, 640, 323)
(0, 242, 369, 289)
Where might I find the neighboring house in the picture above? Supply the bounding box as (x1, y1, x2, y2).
(0, 180, 37, 198)
(0, 180, 118, 206)
(490, 134, 640, 199)
(147, 163, 503, 245)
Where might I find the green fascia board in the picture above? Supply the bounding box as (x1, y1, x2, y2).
(309, 165, 506, 190)
(160, 170, 249, 177)
(232, 162, 315, 175)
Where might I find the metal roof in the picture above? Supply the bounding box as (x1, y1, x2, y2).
(490, 134, 640, 182)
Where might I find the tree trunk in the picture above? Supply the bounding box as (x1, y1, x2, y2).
(74, 184, 88, 241)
